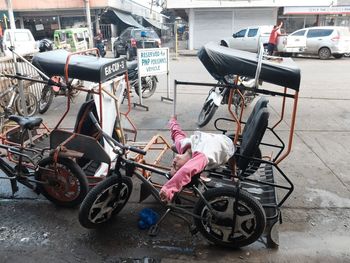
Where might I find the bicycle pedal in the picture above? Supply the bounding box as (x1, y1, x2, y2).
(148, 225, 159, 237)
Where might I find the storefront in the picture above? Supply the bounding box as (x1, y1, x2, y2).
(280, 6, 350, 33)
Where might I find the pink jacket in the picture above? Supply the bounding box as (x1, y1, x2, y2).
(160, 118, 208, 201)
(160, 118, 234, 201)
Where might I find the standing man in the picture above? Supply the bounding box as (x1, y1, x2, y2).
(94, 29, 105, 57)
(267, 21, 283, 56)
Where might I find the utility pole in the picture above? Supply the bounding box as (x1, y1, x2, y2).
(6, 0, 16, 29)
(84, 0, 94, 48)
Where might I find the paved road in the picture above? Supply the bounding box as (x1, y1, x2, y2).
(0, 55, 350, 262)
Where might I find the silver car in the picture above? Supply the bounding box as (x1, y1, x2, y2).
(288, 26, 350, 59)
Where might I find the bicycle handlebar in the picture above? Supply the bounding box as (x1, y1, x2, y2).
(88, 112, 146, 156)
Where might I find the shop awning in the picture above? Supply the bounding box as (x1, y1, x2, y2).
(112, 10, 143, 28)
(143, 17, 169, 30)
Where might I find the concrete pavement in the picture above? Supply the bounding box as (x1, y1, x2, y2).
(0, 54, 350, 262)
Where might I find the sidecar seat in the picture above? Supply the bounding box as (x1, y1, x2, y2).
(236, 107, 269, 173)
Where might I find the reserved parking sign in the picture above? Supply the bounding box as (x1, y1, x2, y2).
(137, 48, 169, 77)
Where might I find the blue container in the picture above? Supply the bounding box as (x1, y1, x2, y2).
(138, 208, 159, 230)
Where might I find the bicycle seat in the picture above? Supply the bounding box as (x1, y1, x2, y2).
(9, 115, 43, 130)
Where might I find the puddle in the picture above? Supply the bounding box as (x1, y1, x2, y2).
(153, 245, 194, 254)
(116, 258, 160, 263)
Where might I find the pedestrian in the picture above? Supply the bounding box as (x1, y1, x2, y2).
(267, 21, 283, 56)
(159, 115, 235, 202)
(94, 29, 105, 57)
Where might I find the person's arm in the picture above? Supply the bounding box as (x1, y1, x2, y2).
(160, 152, 208, 201)
(168, 116, 187, 153)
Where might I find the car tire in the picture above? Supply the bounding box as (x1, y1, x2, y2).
(114, 47, 119, 58)
(318, 47, 331, 60)
(333, 54, 343, 59)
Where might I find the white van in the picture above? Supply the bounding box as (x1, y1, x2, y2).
(2, 29, 38, 57)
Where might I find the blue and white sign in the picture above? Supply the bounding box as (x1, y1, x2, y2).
(137, 48, 169, 77)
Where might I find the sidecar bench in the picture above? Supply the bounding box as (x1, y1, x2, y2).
(32, 49, 127, 83)
(198, 42, 301, 91)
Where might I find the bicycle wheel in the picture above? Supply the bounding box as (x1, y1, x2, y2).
(194, 187, 266, 248)
(35, 157, 88, 207)
(135, 76, 157, 99)
(197, 91, 218, 128)
(79, 174, 133, 228)
(38, 85, 54, 114)
(15, 92, 38, 117)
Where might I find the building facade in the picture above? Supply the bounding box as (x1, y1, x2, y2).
(166, 0, 350, 50)
(0, 0, 166, 40)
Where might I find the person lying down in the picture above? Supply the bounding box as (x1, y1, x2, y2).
(159, 115, 235, 202)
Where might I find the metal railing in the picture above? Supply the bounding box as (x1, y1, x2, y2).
(0, 54, 44, 102)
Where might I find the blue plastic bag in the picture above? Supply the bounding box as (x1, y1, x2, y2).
(138, 208, 159, 230)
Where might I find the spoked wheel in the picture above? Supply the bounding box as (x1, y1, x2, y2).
(39, 85, 54, 114)
(35, 157, 88, 207)
(318, 47, 331, 60)
(15, 92, 38, 117)
(78, 174, 133, 228)
(134, 76, 157, 98)
(197, 92, 218, 128)
(194, 187, 266, 248)
(114, 47, 119, 58)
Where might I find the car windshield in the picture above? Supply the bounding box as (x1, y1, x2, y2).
(14, 32, 31, 42)
(133, 30, 159, 39)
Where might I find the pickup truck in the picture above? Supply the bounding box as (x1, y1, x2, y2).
(220, 25, 306, 55)
(2, 29, 38, 57)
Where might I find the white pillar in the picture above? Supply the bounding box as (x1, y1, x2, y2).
(6, 0, 16, 29)
(188, 9, 194, 50)
(84, 0, 94, 48)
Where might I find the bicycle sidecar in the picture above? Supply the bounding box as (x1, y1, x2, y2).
(1, 49, 135, 186)
(172, 42, 301, 248)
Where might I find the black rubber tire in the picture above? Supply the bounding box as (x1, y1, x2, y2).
(197, 91, 218, 127)
(38, 85, 54, 114)
(15, 92, 38, 117)
(126, 48, 133, 61)
(114, 47, 119, 58)
(134, 76, 157, 99)
(333, 54, 343, 59)
(318, 47, 331, 60)
(35, 157, 89, 207)
(78, 174, 133, 229)
(194, 187, 266, 248)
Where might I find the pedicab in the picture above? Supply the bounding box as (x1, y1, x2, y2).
(0, 48, 134, 206)
(77, 42, 300, 249)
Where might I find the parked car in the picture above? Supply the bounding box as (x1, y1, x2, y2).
(2, 29, 38, 57)
(113, 27, 161, 61)
(285, 26, 350, 59)
(220, 25, 306, 54)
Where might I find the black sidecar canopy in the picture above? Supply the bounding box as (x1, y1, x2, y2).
(198, 42, 301, 91)
(32, 49, 127, 83)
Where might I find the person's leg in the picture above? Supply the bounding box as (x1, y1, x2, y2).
(272, 44, 277, 56)
(267, 43, 274, 56)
